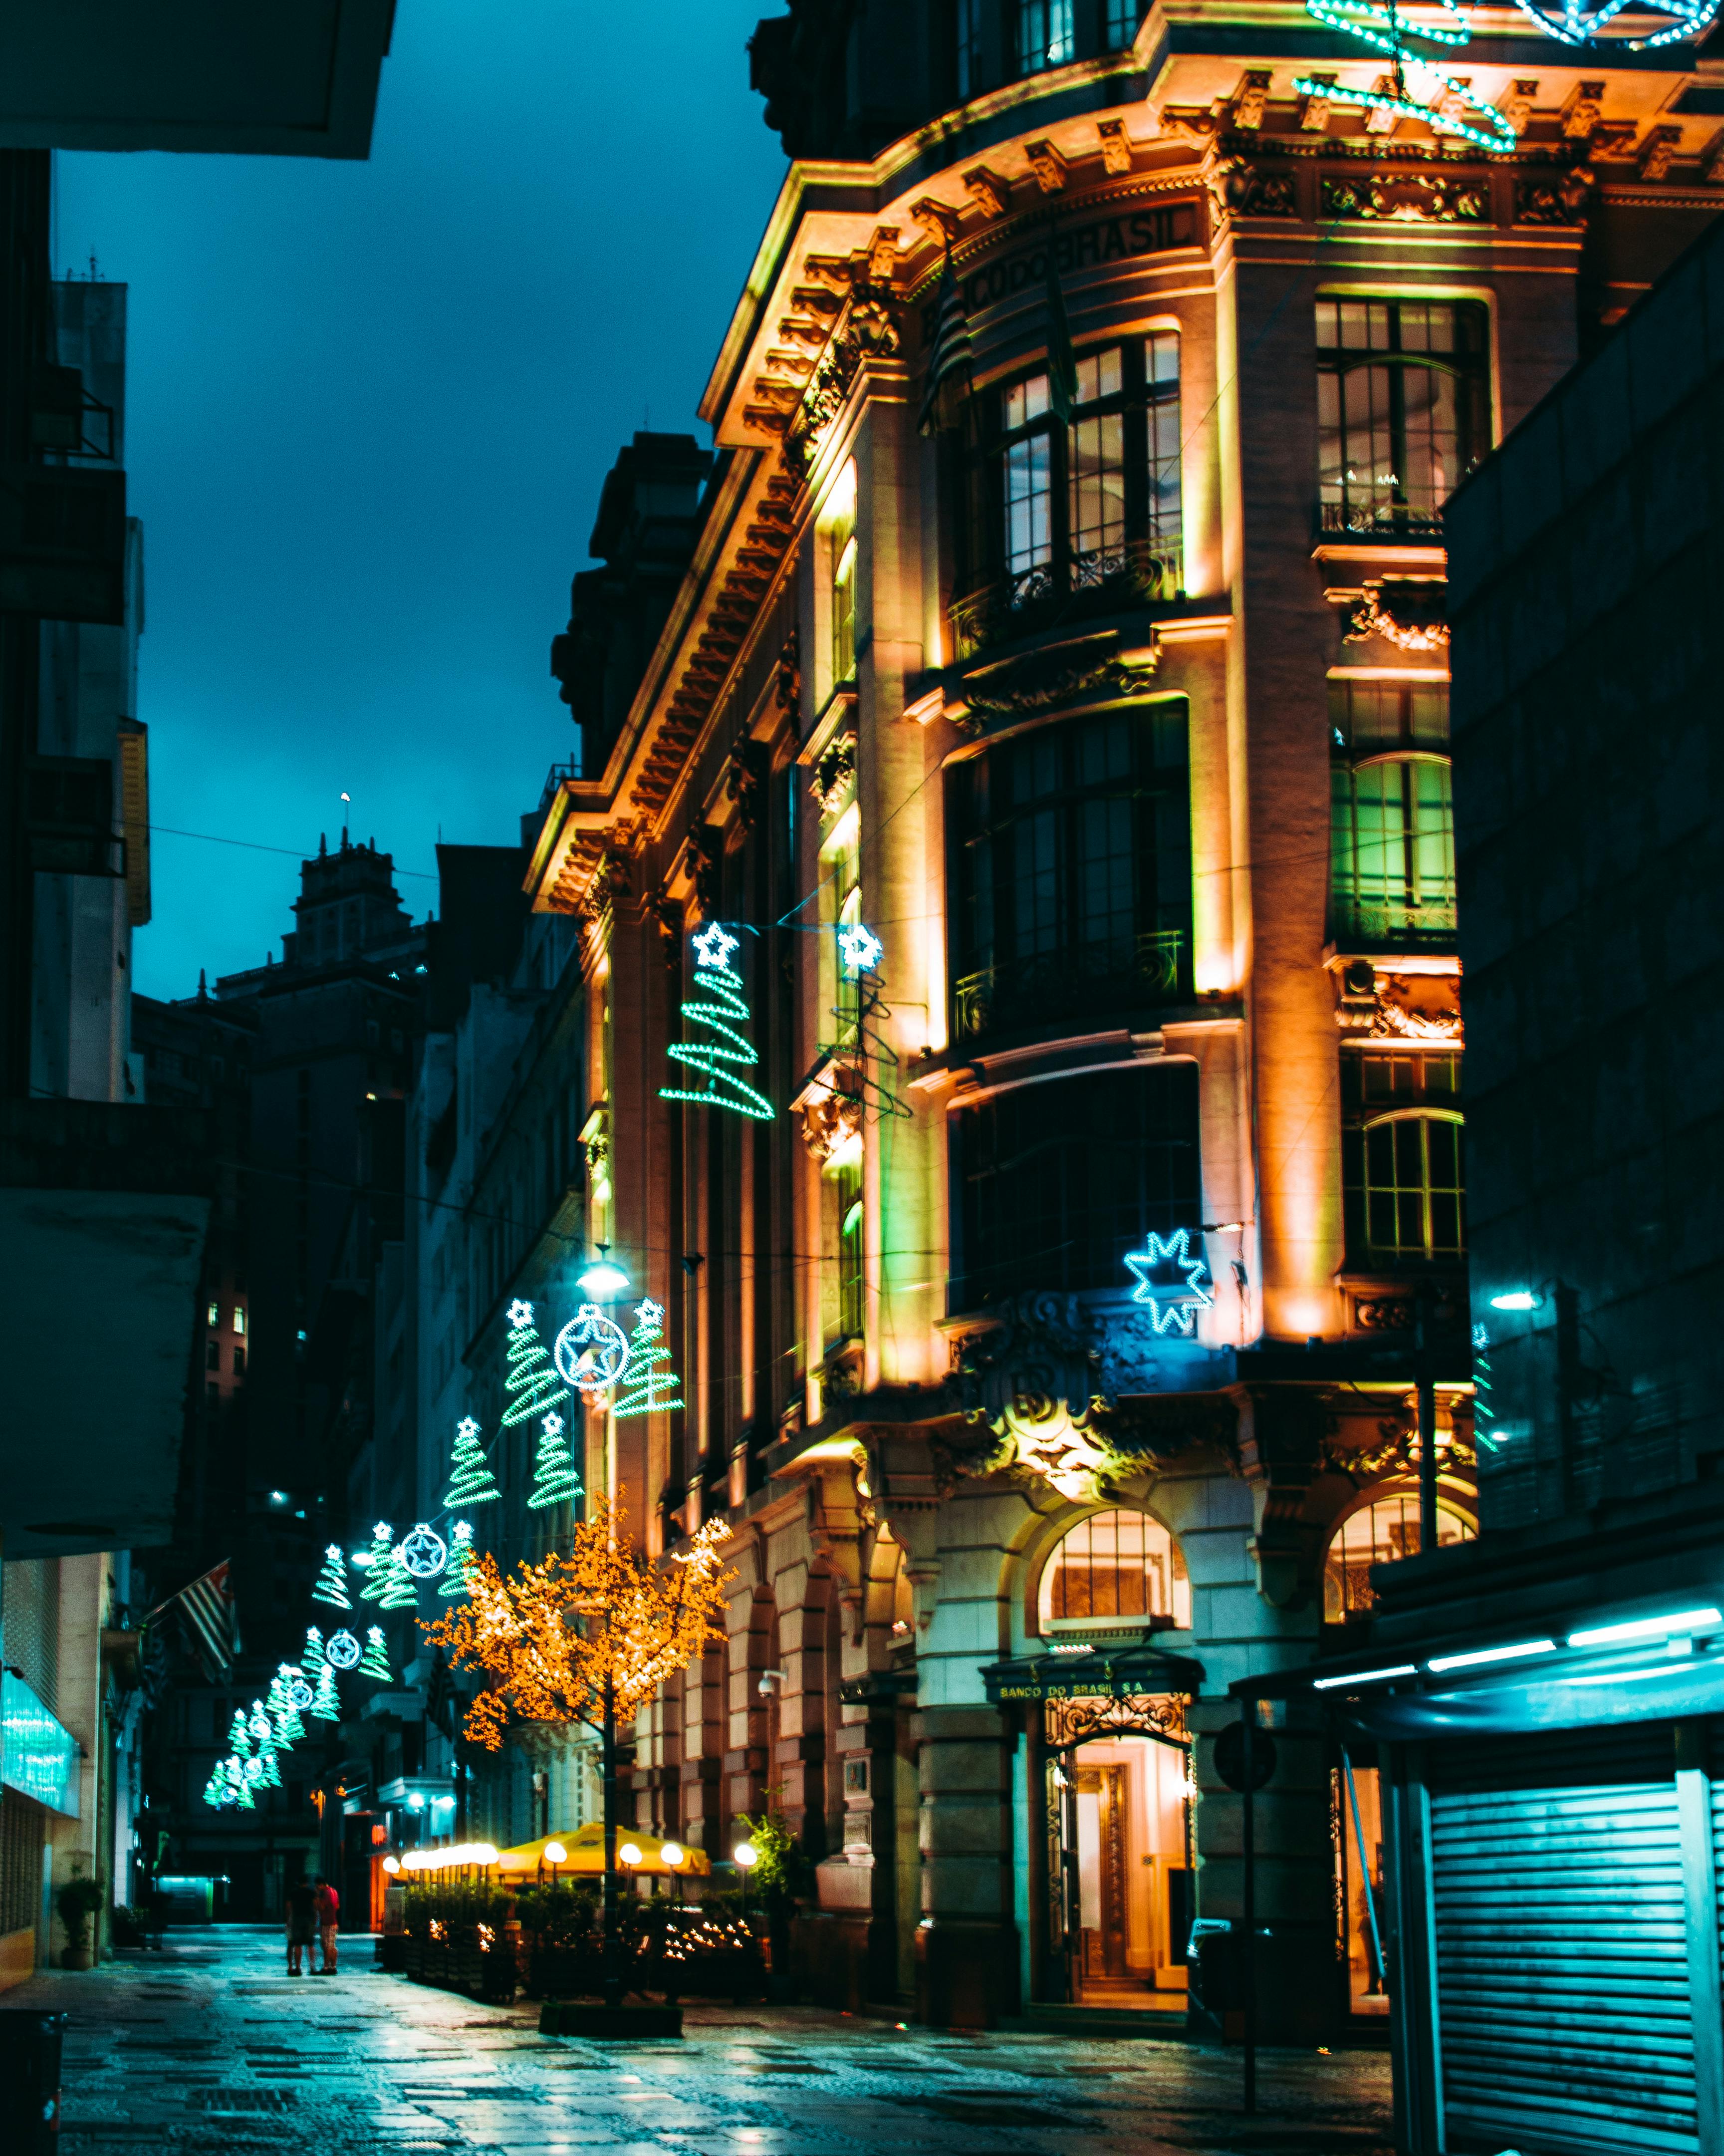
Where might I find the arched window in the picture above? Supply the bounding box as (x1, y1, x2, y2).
(1330, 677, 1454, 948)
(1357, 1109, 1465, 1262)
(1323, 1495, 1474, 1621)
(1316, 296, 1490, 536)
(1039, 1509, 1191, 1631)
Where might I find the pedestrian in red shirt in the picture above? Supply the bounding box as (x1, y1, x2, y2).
(313, 1876, 340, 1974)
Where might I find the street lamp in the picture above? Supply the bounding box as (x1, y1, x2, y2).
(734, 1838, 758, 1921)
(1489, 1289, 1541, 1311)
(577, 1244, 630, 1300)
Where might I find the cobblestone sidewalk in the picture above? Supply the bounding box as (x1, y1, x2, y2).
(7, 1926, 1392, 2155)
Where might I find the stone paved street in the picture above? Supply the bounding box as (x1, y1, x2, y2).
(6, 1928, 1392, 2155)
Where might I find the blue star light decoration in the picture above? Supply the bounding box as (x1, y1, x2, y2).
(837, 922, 884, 975)
(1123, 1229, 1214, 1338)
(692, 920, 740, 972)
(507, 1298, 535, 1331)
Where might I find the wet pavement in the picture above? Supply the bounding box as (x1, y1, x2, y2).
(8, 1926, 1392, 2154)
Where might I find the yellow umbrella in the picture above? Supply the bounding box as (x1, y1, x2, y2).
(492, 1824, 711, 1877)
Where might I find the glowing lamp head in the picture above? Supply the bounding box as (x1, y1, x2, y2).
(1489, 1290, 1540, 1312)
(382, 1855, 400, 1875)
(577, 1248, 631, 1300)
(543, 1842, 567, 1865)
(734, 1841, 759, 1869)
(407, 1793, 426, 1810)
(618, 1842, 643, 1867)
(660, 1841, 685, 1868)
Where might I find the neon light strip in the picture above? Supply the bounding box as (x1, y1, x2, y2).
(1312, 1663, 1419, 1690)
(1426, 1638, 1557, 1672)
(1568, 1607, 1723, 1648)
(1561, 1665, 1691, 1687)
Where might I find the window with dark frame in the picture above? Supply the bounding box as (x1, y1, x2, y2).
(1043, 1508, 1192, 1625)
(1330, 677, 1454, 947)
(1341, 1049, 1465, 1267)
(947, 700, 1192, 1047)
(1316, 296, 1490, 536)
(949, 1060, 1200, 1310)
(1016, 0, 1074, 72)
(958, 335, 1181, 649)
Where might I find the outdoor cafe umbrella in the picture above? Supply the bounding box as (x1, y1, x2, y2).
(492, 1823, 711, 1878)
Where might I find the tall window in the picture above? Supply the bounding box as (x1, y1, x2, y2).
(831, 499, 857, 686)
(949, 1061, 1200, 1309)
(1343, 1050, 1464, 1268)
(1016, 0, 1074, 72)
(961, 337, 1182, 652)
(1103, 0, 1144, 46)
(1041, 1509, 1192, 1629)
(947, 700, 1192, 1046)
(1330, 678, 1454, 946)
(1316, 297, 1490, 535)
(836, 1156, 864, 1342)
(1323, 1497, 1474, 1620)
(956, 0, 985, 96)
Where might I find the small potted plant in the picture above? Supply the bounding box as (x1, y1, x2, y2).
(57, 1869, 106, 1970)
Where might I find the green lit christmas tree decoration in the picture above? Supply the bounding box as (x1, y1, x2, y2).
(267, 1673, 304, 1749)
(309, 1662, 341, 1723)
(438, 1520, 476, 1601)
(254, 1747, 281, 1790)
(500, 1303, 569, 1434)
(227, 1710, 252, 1760)
(526, 1409, 581, 1512)
(444, 1415, 501, 1510)
(359, 1626, 393, 1682)
(302, 1626, 326, 1677)
(660, 922, 775, 1121)
(613, 1299, 684, 1421)
(375, 1540, 420, 1612)
(310, 1543, 351, 1610)
(358, 1521, 396, 1606)
(1290, 0, 1516, 151)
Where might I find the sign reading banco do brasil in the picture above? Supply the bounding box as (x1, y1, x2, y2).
(934, 200, 1202, 324)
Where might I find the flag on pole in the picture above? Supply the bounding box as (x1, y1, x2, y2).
(145, 1561, 241, 1685)
(917, 246, 976, 438)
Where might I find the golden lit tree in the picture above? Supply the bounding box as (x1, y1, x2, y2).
(424, 1494, 733, 2006)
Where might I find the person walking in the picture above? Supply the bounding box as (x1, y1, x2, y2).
(284, 1876, 317, 1976)
(313, 1874, 340, 1974)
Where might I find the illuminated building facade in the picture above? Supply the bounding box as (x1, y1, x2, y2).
(524, 3, 1723, 2029)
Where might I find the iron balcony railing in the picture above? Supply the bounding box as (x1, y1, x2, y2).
(1331, 896, 1458, 948)
(949, 537, 1181, 663)
(952, 928, 1187, 1044)
(1318, 497, 1447, 543)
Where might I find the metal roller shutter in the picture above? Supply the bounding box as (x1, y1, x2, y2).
(1429, 1725, 1698, 2156)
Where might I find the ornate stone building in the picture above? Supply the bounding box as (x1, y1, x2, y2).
(524, 0, 1722, 2030)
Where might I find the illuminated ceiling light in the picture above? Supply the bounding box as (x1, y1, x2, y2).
(1489, 1290, 1540, 1312)
(1568, 1607, 1723, 1648)
(1312, 1662, 1419, 1691)
(576, 1246, 631, 1300)
(1426, 1638, 1557, 1673)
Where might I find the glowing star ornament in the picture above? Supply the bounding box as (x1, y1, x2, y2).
(359, 1626, 393, 1682)
(285, 1663, 315, 1712)
(310, 1544, 351, 1610)
(614, 1299, 684, 1422)
(526, 1408, 582, 1512)
(553, 1305, 631, 1397)
(501, 1306, 570, 1433)
(1123, 1229, 1215, 1338)
(1290, 0, 1517, 152)
(660, 923, 775, 1122)
(309, 1663, 341, 1723)
(837, 922, 884, 975)
(398, 1523, 448, 1580)
(444, 1415, 500, 1510)
(439, 1520, 477, 1601)
(326, 1628, 362, 1671)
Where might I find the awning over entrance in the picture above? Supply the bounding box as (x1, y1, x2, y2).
(1342, 1653, 1724, 1741)
(982, 1641, 1205, 1705)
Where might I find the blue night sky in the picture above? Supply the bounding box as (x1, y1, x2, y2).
(55, 0, 785, 1002)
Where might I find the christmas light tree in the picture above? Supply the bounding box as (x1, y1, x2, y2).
(310, 1543, 352, 1610)
(248, 1701, 274, 1748)
(375, 1540, 420, 1612)
(202, 1768, 227, 1809)
(235, 1775, 256, 1811)
(303, 1626, 326, 1676)
(255, 1747, 281, 1790)
(526, 1408, 581, 1512)
(359, 1626, 393, 1681)
(613, 1299, 683, 1421)
(444, 1415, 501, 1510)
(500, 1302, 569, 1434)
(660, 921, 775, 1121)
(1290, 0, 1515, 150)
(227, 1710, 253, 1760)
(438, 1520, 476, 1600)
(309, 1663, 341, 1723)
(267, 1675, 304, 1749)
(358, 1522, 396, 1605)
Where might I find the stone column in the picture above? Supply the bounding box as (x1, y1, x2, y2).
(912, 1703, 1020, 2029)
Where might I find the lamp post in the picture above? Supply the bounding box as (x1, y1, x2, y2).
(734, 1838, 758, 1923)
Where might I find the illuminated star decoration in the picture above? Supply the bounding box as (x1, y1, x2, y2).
(553, 1305, 631, 1397)
(507, 1298, 535, 1331)
(541, 1410, 564, 1439)
(1123, 1229, 1214, 1338)
(457, 1415, 480, 1441)
(636, 1298, 665, 1329)
(691, 920, 740, 973)
(837, 922, 884, 975)
(1505, 0, 1718, 43)
(1291, 0, 1516, 152)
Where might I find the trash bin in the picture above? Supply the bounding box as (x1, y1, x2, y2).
(0, 2010, 65, 2155)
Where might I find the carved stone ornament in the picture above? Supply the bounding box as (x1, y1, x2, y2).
(1514, 170, 1594, 227)
(1320, 172, 1488, 224)
(784, 288, 902, 483)
(952, 631, 1162, 727)
(797, 1061, 865, 1162)
(1343, 581, 1449, 653)
(1209, 155, 1297, 221)
(947, 1291, 1225, 1501)
(810, 732, 857, 817)
(1320, 1405, 1477, 1484)
(727, 740, 770, 832)
(1335, 968, 1462, 1043)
